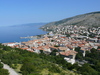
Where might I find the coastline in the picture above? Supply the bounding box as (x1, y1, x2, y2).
(0, 25, 47, 43)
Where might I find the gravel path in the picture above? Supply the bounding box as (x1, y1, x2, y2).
(2, 62, 18, 75)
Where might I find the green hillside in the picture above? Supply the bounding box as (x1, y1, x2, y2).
(0, 44, 78, 75)
(0, 44, 100, 75)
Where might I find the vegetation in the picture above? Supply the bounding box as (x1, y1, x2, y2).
(0, 44, 77, 75)
(0, 62, 9, 75)
(0, 44, 9, 75)
(75, 47, 100, 75)
(0, 43, 100, 75)
(0, 68, 9, 75)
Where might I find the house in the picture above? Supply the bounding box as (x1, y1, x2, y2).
(49, 46, 58, 51)
(80, 47, 91, 57)
(20, 47, 34, 52)
(34, 45, 52, 54)
(31, 47, 40, 53)
(60, 50, 77, 64)
(58, 47, 70, 52)
(2, 42, 21, 47)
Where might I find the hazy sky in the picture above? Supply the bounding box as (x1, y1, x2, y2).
(0, 0, 100, 26)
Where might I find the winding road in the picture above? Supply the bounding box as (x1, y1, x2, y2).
(1, 62, 18, 75)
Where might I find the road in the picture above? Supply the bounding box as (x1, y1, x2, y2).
(2, 62, 18, 75)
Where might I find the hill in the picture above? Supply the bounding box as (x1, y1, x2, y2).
(41, 11, 100, 29)
(0, 44, 78, 75)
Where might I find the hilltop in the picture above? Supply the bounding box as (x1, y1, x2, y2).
(41, 11, 100, 29)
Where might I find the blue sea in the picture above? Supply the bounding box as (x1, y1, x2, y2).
(0, 25, 46, 43)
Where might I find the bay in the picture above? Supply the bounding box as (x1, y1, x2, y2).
(0, 25, 46, 43)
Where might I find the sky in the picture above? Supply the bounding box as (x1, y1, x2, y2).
(0, 0, 100, 26)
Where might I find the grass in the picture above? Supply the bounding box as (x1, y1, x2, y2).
(12, 64, 22, 75)
(41, 69, 49, 75)
(15, 64, 22, 72)
(40, 65, 79, 75)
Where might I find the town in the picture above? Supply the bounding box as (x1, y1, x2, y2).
(3, 25, 100, 64)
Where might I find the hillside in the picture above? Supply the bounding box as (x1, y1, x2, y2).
(0, 44, 78, 75)
(41, 11, 100, 29)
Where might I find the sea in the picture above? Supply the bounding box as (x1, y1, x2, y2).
(0, 25, 47, 43)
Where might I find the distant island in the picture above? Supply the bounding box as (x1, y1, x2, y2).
(11, 23, 47, 27)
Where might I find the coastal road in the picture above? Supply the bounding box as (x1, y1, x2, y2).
(2, 62, 18, 75)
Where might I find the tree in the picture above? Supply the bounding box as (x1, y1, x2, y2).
(50, 50, 58, 56)
(0, 62, 3, 69)
(95, 62, 100, 71)
(79, 63, 98, 75)
(0, 69, 9, 75)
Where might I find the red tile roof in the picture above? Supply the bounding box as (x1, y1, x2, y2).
(60, 50, 77, 56)
(20, 48, 29, 50)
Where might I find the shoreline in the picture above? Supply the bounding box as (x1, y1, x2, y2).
(0, 25, 47, 43)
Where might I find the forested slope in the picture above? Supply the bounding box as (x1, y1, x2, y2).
(0, 44, 78, 75)
(0, 44, 100, 75)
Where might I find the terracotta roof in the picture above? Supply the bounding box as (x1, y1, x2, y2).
(20, 48, 29, 50)
(60, 50, 77, 56)
(31, 47, 37, 49)
(37, 46, 44, 50)
(97, 49, 100, 50)
(58, 47, 68, 50)
(50, 46, 58, 49)
(37, 42, 42, 44)
(61, 37, 66, 38)
(78, 44, 85, 47)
